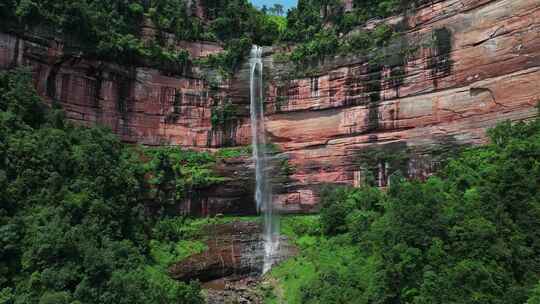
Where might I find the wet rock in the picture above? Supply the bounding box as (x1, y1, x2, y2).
(169, 221, 296, 283)
(178, 156, 257, 217)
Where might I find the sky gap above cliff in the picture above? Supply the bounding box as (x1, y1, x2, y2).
(252, 0, 297, 10)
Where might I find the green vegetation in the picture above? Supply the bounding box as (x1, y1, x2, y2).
(215, 146, 253, 159)
(210, 101, 239, 130)
(2, 0, 285, 75)
(147, 0, 207, 41)
(279, 0, 438, 72)
(267, 110, 540, 303)
(0, 68, 253, 303)
(2, 0, 451, 77)
(148, 215, 260, 271)
(142, 147, 225, 214)
(2, 0, 190, 68)
(2, 0, 446, 76)
(194, 0, 286, 74)
(352, 142, 409, 185)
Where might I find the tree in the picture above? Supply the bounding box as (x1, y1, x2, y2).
(270, 3, 285, 16)
(308, 106, 540, 304)
(0, 68, 206, 304)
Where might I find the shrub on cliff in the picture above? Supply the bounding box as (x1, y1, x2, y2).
(528, 282, 540, 304)
(280, 0, 438, 69)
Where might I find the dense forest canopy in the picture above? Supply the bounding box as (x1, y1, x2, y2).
(269, 104, 540, 303)
(0, 68, 241, 303)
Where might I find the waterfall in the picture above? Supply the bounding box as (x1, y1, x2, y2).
(249, 45, 279, 274)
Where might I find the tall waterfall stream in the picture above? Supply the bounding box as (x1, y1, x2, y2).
(249, 45, 280, 274)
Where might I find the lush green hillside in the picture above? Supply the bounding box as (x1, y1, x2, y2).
(267, 107, 540, 303)
(0, 68, 250, 303)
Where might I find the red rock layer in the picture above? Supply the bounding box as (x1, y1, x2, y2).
(1, 0, 539, 213)
(0, 29, 252, 148)
(264, 0, 540, 211)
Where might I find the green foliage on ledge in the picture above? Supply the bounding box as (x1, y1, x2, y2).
(284, 20, 400, 70)
(211, 101, 239, 130)
(2, 0, 284, 75)
(196, 38, 254, 76)
(2, 0, 446, 75)
(147, 0, 207, 41)
(195, 0, 286, 74)
(277, 0, 440, 71)
(141, 147, 226, 214)
(215, 146, 253, 159)
(2, 0, 195, 69)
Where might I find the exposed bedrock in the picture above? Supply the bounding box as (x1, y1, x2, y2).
(169, 221, 295, 282)
(174, 153, 292, 217)
(0, 25, 252, 148)
(263, 0, 540, 211)
(1, 0, 539, 213)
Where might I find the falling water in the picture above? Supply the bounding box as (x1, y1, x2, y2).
(249, 45, 279, 274)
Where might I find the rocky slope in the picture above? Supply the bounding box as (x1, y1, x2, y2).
(169, 221, 295, 282)
(169, 221, 296, 304)
(1, 0, 539, 213)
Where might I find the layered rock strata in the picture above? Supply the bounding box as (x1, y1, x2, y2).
(263, 0, 540, 211)
(169, 221, 295, 282)
(0, 26, 251, 148)
(180, 156, 256, 217)
(1, 0, 539, 212)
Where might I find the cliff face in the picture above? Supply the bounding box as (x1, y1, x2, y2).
(263, 0, 540, 212)
(1, 0, 539, 213)
(0, 26, 252, 148)
(0, 21, 257, 216)
(169, 221, 295, 282)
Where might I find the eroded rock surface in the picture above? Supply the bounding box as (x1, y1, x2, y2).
(169, 221, 296, 283)
(179, 157, 256, 217)
(204, 277, 265, 304)
(0, 27, 251, 148)
(1, 0, 539, 212)
(263, 0, 540, 211)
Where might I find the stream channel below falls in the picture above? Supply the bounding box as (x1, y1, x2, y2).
(170, 220, 296, 303)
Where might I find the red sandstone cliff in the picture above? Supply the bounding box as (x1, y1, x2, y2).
(0, 17, 256, 216)
(0, 21, 251, 148)
(264, 0, 540, 211)
(1, 0, 539, 214)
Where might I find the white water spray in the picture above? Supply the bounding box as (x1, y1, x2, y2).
(249, 45, 279, 274)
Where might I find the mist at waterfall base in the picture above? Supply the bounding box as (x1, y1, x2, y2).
(249, 45, 280, 274)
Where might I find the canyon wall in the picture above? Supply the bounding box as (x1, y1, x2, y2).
(1, 0, 539, 214)
(263, 0, 540, 212)
(0, 21, 256, 216)
(0, 25, 252, 148)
